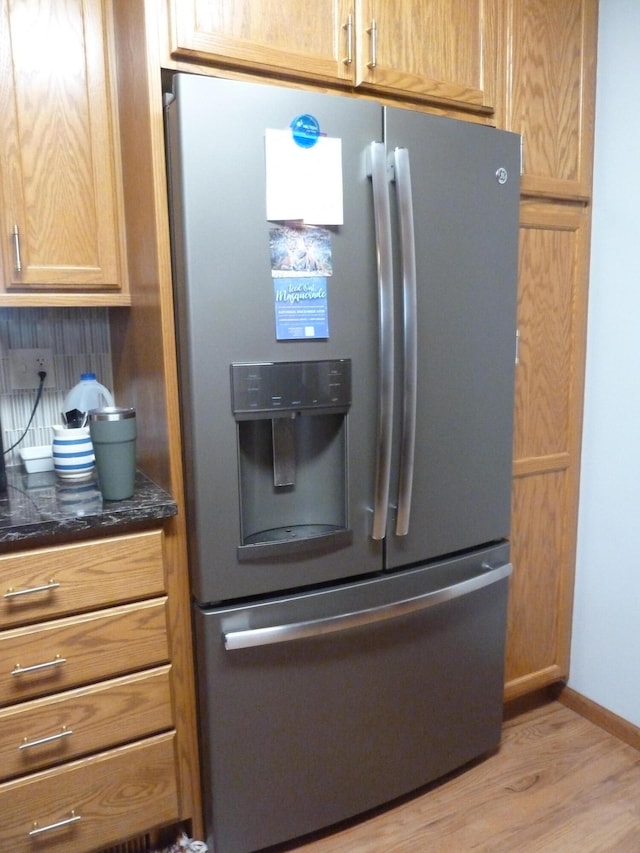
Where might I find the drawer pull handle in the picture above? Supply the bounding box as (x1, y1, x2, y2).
(5, 579, 60, 599)
(29, 810, 81, 837)
(20, 725, 73, 751)
(12, 654, 66, 677)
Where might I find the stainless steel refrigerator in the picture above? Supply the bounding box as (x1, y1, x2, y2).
(165, 72, 520, 853)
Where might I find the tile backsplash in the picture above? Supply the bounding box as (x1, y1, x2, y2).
(0, 307, 113, 468)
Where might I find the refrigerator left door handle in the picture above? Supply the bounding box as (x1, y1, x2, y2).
(368, 141, 394, 541)
(391, 147, 418, 537)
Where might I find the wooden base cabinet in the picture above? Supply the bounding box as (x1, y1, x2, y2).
(1, 735, 178, 853)
(0, 530, 184, 850)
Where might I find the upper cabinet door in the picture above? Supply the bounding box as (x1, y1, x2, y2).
(168, 0, 354, 83)
(356, 0, 496, 112)
(0, 0, 129, 304)
(501, 0, 597, 201)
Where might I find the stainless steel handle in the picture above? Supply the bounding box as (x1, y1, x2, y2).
(368, 141, 394, 540)
(29, 810, 81, 838)
(12, 654, 66, 677)
(12, 224, 22, 272)
(5, 579, 60, 599)
(20, 725, 73, 751)
(392, 148, 418, 537)
(224, 562, 512, 650)
(367, 19, 377, 68)
(344, 14, 353, 65)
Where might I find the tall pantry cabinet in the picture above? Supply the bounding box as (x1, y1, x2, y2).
(497, 0, 597, 700)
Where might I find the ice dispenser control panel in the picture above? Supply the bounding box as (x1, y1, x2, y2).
(231, 359, 351, 417)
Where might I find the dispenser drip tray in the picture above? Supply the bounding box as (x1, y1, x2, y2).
(238, 524, 352, 561)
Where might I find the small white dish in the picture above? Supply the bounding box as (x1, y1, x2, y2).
(19, 445, 54, 473)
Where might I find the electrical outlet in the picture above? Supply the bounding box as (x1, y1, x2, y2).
(8, 348, 56, 390)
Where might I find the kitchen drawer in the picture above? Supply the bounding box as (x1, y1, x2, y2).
(0, 732, 179, 852)
(0, 666, 173, 782)
(0, 599, 169, 707)
(0, 530, 165, 629)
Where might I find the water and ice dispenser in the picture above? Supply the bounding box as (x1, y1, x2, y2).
(231, 359, 352, 560)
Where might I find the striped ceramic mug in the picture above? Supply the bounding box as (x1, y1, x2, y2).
(52, 425, 95, 480)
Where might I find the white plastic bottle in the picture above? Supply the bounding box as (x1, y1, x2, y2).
(63, 372, 115, 417)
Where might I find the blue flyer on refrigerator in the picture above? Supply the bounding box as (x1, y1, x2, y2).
(273, 276, 329, 339)
(269, 225, 332, 340)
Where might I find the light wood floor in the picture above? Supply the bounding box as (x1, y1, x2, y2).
(273, 700, 640, 852)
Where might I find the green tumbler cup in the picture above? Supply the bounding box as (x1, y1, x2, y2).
(88, 407, 137, 500)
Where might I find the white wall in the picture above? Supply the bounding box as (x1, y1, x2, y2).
(569, 0, 640, 726)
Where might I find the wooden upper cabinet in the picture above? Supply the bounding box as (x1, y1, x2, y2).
(500, 0, 597, 200)
(356, 0, 496, 111)
(167, 0, 497, 113)
(168, 0, 354, 83)
(0, 0, 129, 304)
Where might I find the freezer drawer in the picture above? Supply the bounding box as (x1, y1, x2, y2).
(194, 544, 511, 853)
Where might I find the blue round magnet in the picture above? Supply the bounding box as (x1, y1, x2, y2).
(290, 114, 320, 148)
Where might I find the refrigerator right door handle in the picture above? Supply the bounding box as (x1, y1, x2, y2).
(392, 147, 418, 537)
(368, 141, 394, 541)
(223, 562, 512, 649)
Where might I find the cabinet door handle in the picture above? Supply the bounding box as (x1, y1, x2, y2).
(20, 725, 73, 751)
(367, 19, 378, 68)
(12, 654, 66, 677)
(343, 14, 353, 65)
(5, 579, 60, 599)
(11, 224, 22, 272)
(29, 810, 81, 837)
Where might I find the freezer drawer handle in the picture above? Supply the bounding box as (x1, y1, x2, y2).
(368, 141, 394, 541)
(391, 147, 418, 537)
(223, 562, 512, 650)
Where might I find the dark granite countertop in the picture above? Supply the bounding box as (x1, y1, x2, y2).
(0, 468, 177, 547)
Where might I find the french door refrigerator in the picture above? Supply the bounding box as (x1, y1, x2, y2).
(165, 72, 520, 853)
